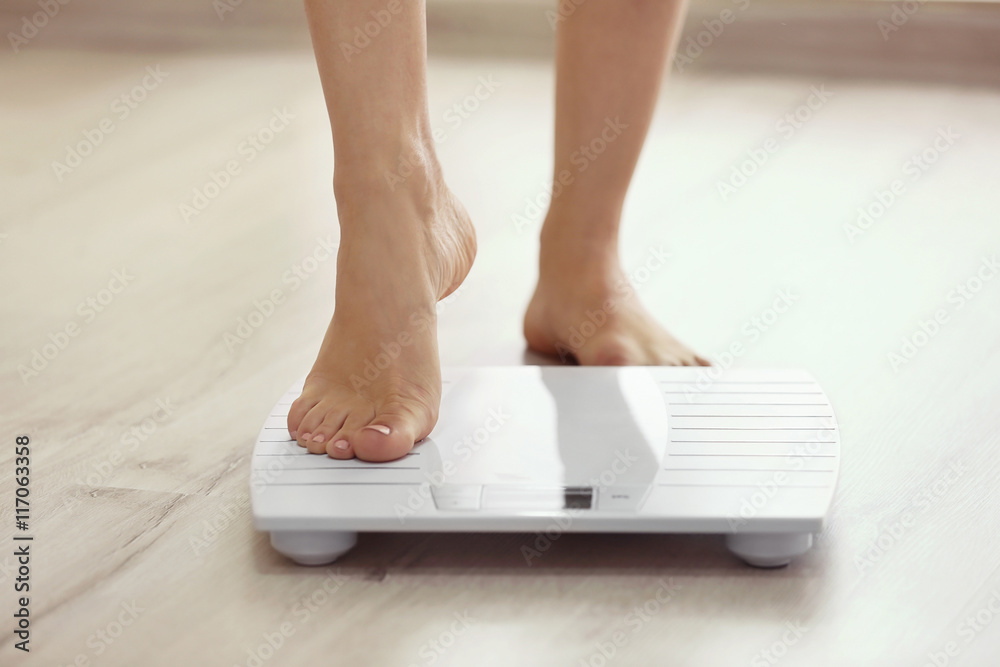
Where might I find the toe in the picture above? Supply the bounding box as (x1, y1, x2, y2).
(297, 403, 332, 454)
(656, 339, 706, 367)
(577, 337, 640, 366)
(351, 423, 416, 462)
(672, 344, 710, 366)
(303, 433, 328, 454)
(675, 351, 697, 366)
(350, 403, 433, 462)
(312, 410, 349, 450)
(287, 393, 319, 440)
(326, 411, 373, 459)
(326, 438, 354, 459)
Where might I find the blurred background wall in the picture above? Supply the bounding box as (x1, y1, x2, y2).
(2, 0, 999, 85)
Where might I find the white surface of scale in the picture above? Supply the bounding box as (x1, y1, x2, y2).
(251, 367, 840, 567)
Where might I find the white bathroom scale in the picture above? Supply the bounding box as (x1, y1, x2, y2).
(251, 367, 840, 568)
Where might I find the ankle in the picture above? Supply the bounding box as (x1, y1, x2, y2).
(539, 215, 620, 280)
(540, 196, 621, 242)
(333, 137, 443, 206)
(537, 246, 621, 292)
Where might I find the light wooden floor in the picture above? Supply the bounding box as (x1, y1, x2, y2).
(2, 22, 1000, 667)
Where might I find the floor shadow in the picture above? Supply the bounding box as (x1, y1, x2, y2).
(248, 528, 828, 617)
(251, 527, 823, 578)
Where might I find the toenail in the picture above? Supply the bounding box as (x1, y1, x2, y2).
(289, 430, 298, 439)
(364, 424, 391, 435)
(333, 439, 350, 451)
(312, 434, 325, 443)
(301, 432, 313, 441)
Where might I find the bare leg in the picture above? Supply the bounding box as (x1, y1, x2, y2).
(524, 0, 708, 366)
(288, 0, 476, 461)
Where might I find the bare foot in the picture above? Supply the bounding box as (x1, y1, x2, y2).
(287, 172, 476, 462)
(524, 230, 707, 367)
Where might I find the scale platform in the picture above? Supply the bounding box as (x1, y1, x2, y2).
(251, 367, 840, 568)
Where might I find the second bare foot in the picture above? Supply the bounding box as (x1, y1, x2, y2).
(524, 225, 707, 367)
